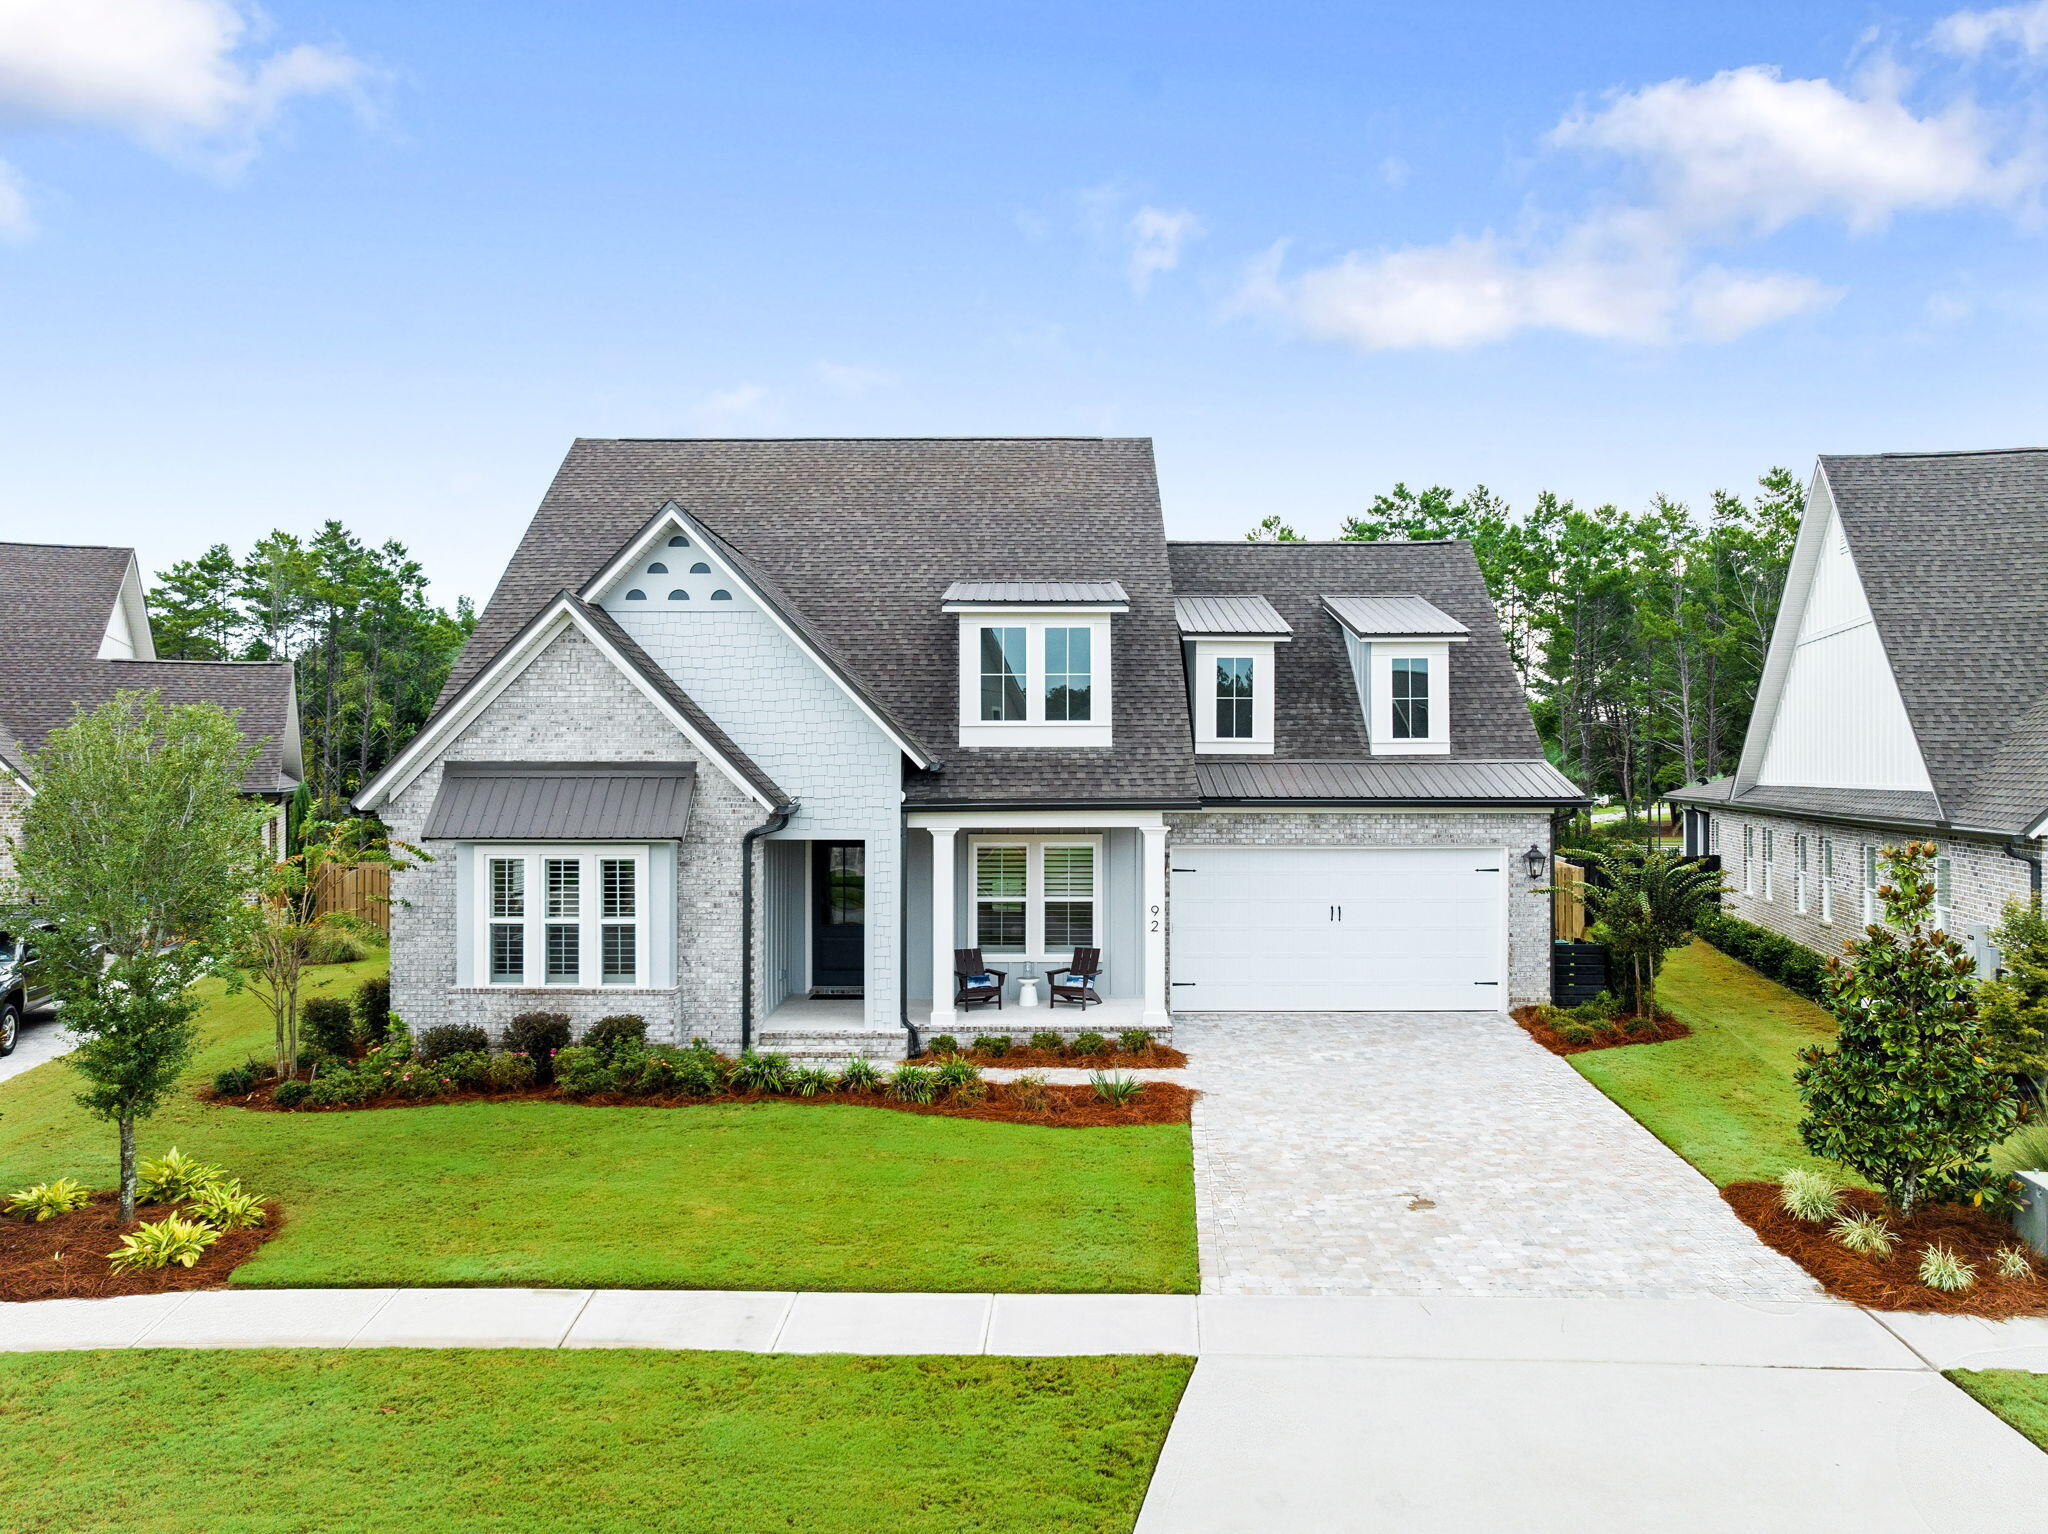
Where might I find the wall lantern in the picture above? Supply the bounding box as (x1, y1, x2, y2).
(1522, 844, 1547, 881)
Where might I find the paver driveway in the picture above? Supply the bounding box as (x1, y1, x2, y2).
(1177, 1011, 1819, 1299)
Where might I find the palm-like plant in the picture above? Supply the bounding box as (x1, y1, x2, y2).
(1561, 848, 1726, 1018)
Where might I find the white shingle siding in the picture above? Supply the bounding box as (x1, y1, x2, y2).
(383, 625, 760, 1049)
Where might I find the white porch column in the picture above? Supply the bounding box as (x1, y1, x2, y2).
(928, 825, 962, 1030)
(1141, 823, 1170, 1031)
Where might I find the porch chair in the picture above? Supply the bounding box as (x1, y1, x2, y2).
(1048, 948, 1103, 1011)
(954, 949, 1007, 1011)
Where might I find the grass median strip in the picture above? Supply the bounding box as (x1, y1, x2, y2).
(0, 962, 1197, 1294)
(0, 1348, 1193, 1534)
(1948, 1370, 2048, 1454)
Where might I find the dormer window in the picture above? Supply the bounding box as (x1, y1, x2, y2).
(1175, 595, 1289, 756)
(1323, 595, 1464, 758)
(944, 581, 1126, 748)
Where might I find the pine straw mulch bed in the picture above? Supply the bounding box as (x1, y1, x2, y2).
(1510, 1005, 1690, 1056)
(1, 1193, 282, 1303)
(1724, 1180, 2048, 1317)
(917, 1044, 1188, 1070)
(209, 1078, 1195, 1128)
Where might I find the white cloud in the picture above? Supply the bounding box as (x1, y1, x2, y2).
(0, 0, 365, 228)
(1125, 205, 1201, 294)
(1550, 66, 2033, 234)
(1378, 155, 1410, 189)
(813, 361, 895, 396)
(1933, 1, 2048, 58)
(0, 160, 32, 239)
(1683, 266, 1843, 341)
(692, 383, 777, 431)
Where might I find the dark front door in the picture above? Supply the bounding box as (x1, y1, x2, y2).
(811, 842, 865, 994)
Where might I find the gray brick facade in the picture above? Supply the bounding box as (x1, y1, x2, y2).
(1165, 809, 1555, 1007)
(1704, 806, 2037, 962)
(0, 770, 27, 901)
(382, 624, 765, 1050)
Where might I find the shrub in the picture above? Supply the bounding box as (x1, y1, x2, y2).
(415, 1024, 490, 1063)
(932, 1058, 982, 1096)
(271, 1079, 312, 1109)
(302, 1074, 353, 1108)
(506, 1012, 573, 1081)
(584, 1015, 648, 1060)
(1008, 1071, 1052, 1112)
(188, 1179, 267, 1230)
(1797, 842, 2018, 1216)
(837, 1057, 881, 1093)
(1918, 1243, 1976, 1291)
(303, 917, 369, 965)
(440, 1050, 493, 1091)
(485, 1050, 537, 1092)
(1091, 1072, 1145, 1106)
(136, 1148, 226, 1206)
(891, 1065, 937, 1104)
(976, 1035, 1012, 1058)
(353, 975, 392, 1036)
(106, 1216, 220, 1273)
(728, 1051, 794, 1094)
(553, 1045, 612, 1098)
(1117, 1029, 1154, 1054)
(1557, 1022, 1597, 1046)
(1694, 911, 1830, 1004)
(671, 1047, 725, 1098)
(791, 1066, 835, 1098)
(301, 997, 358, 1058)
(1830, 1211, 1897, 1259)
(213, 1060, 264, 1098)
(1071, 1031, 1110, 1057)
(1028, 1031, 1065, 1055)
(391, 1060, 461, 1100)
(925, 1034, 961, 1058)
(6, 1178, 92, 1221)
(1778, 1168, 1844, 1222)
(1995, 1244, 2036, 1280)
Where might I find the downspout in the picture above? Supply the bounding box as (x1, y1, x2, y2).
(740, 800, 797, 1054)
(899, 814, 917, 1060)
(2005, 838, 2043, 914)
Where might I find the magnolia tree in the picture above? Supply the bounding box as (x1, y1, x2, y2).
(8, 692, 264, 1221)
(233, 816, 416, 1079)
(1562, 848, 1726, 1017)
(1796, 842, 2017, 1217)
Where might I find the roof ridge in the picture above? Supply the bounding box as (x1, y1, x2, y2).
(1823, 446, 2048, 461)
(1165, 538, 1467, 547)
(586, 435, 1143, 445)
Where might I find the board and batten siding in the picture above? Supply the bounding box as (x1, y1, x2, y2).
(1754, 488, 1933, 794)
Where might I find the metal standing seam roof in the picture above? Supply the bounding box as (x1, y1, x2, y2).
(1321, 594, 1471, 637)
(423, 761, 698, 840)
(941, 581, 1130, 605)
(1196, 758, 1586, 804)
(1172, 594, 1293, 637)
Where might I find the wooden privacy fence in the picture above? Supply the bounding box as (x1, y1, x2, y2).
(312, 863, 392, 932)
(1552, 856, 1589, 942)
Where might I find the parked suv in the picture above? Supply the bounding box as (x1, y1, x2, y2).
(0, 924, 54, 1056)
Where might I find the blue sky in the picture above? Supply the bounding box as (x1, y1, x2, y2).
(2, 0, 2045, 606)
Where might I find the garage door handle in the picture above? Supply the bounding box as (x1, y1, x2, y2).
(1172, 867, 1199, 873)
(1172, 982, 1197, 988)
(1473, 981, 1499, 986)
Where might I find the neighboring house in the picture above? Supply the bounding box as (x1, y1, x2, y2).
(0, 542, 303, 896)
(354, 437, 1584, 1059)
(1670, 449, 2048, 966)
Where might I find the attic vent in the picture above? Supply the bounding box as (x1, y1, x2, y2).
(668, 590, 689, 601)
(667, 535, 688, 547)
(711, 589, 733, 601)
(625, 589, 646, 601)
(647, 562, 668, 574)
(690, 562, 711, 574)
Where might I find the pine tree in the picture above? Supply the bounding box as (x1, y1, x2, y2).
(1795, 843, 2017, 1216)
(150, 543, 243, 659)
(1978, 900, 2048, 1108)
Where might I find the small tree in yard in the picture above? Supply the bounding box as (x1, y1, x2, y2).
(7, 692, 264, 1222)
(233, 816, 416, 1080)
(1796, 842, 2017, 1218)
(1562, 848, 1726, 1018)
(1977, 899, 2048, 1110)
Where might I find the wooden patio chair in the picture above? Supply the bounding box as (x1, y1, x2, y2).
(1048, 948, 1103, 1011)
(954, 949, 1006, 1011)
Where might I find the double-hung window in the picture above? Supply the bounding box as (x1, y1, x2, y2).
(1819, 838, 1834, 923)
(1934, 854, 1954, 932)
(979, 627, 1027, 721)
(1742, 825, 1754, 895)
(1215, 657, 1254, 738)
(971, 836, 1101, 960)
(1794, 835, 1808, 914)
(479, 847, 651, 988)
(1761, 830, 1775, 901)
(1044, 627, 1092, 721)
(1862, 845, 1879, 924)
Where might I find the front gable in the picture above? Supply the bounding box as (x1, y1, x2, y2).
(1740, 468, 1936, 798)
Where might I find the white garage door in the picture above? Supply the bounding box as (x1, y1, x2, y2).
(1170, 846, 1507, 1012)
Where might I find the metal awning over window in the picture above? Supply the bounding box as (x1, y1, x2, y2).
(423, 762, 697, 841)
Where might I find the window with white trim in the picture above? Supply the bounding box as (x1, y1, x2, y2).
(1862, 845, 1879, 924)
(1934, 854, 1953, 932)
(1708, 818, 1720, 856)
(955, 613, 1113, 745)
(1762, 829, 1775, 901)
(1215, 656, 1253, 738)
(970, 836, 1102, 960)
(1819, 838, 1834, 923)
(1742, 825, 1754, 895)
(1794, 834, 1808, 914)
(478, 847, 651, 987)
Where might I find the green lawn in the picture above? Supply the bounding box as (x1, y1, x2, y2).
(1948, 1370, 2048, 1454)
(0, 1349, 1190, 1533)
(1567, 939, 1848, 1186)
(0, 961, 1197, 1292)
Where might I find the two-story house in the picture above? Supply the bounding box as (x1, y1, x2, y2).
(355, 437, 1585, 1058)
(1670, 448, 2048, 963)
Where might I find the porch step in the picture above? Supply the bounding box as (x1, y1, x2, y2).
(754, 1028, 911, 1066)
